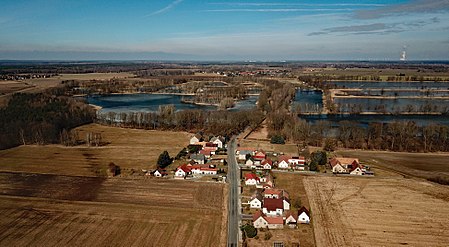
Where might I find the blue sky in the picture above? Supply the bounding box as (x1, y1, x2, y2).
(0, 0, 448, 60)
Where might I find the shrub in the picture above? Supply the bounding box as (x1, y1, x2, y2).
(270, 135, 285, 144)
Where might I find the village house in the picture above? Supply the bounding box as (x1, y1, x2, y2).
(253, 210, 284, 229)
(199, 149, 212, 158)
(210, 136, 225, 149)
(277, 155, 290, 169)
(253, 211, 268, 228)
(277, 155, 306, 170)
(189, 134, 202, 145)
(189, 164, 218, 175)
(253, 150, 266, 161)
(263, 188, 283, 199)
(284, 211, 298, 228)
(153, 168, 168, 177)
(262, 198, 284, 216)
(175, 164, 192, 178)
(237, 148, 254, 161)
(249, 192, 263, 209)
(245, 173, 260, 186)
(297, 206, 310, 224)
(190, 153, 206, 165)
(329, 157, 364, 175)
(245, 157, 256, 167)
(261, 158, 273, 170)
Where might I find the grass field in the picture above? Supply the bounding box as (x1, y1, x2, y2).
(0, 124, 190, 176)
(336, 150, 449, 179)
(304, 176, 449, 247)
(0, 172, 227, 247)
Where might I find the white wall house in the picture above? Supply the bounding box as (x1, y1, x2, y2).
(285, 212, 297, 228)
(298, 207, 310, 224)
(249, 196, 263, 209)
(189, 135, 200, 145)
(253, 213, 269, 228)
(211, 137, 224, 149)
(350, 166, 364, 175)
(277, 160, 290, 169)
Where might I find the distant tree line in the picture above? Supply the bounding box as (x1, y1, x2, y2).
(96, 107, 264, 138)
(0, 92, 95, 149)
(265, 111, 449, 152)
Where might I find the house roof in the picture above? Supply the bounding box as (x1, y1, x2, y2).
(245, 173, 259, 181)
(263, 198, 284, 211)
(298, 206, 310, 217)
(253, 210, 265, 221)
(191, 134, 202, 140)
(330, 157, 359, 167)
(278, 155, 291, 163)
(265, 216, 284, 225)
(199, 149, 211, 155)
(190, 153, 205, 160)
(264, 188, 283, 197)
(251, 192, 263, 202)
(238, 150, 253, 156)
(261, 158, 273, 166)
(177, 164, 191, 173)
(205, 142, 218, 147)
(154, 168, 168, 175)
(210, 136, 225, 143)
(285, 211, 297, 221)
(254, 150, 266, 159)
(290, 156, 305, 161)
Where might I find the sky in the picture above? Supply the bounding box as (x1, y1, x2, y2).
(0, 0, 449, 61)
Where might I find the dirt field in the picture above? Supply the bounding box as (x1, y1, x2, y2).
(57, 72, 135, 80)
(337, 150, 449, 179)
(0, 172, 226, 246)
(0, 124, 190, 176)
(304, 176, 449, 247)
(239, 139, 299, 156)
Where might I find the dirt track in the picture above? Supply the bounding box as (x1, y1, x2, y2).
(304, 176, 449, 247)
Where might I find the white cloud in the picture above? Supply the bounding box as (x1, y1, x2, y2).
(145, 0, 184, 17)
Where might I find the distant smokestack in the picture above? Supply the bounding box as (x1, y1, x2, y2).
(400, 46, 407, 61)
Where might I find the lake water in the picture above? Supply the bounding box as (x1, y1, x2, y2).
(335, 97, 449, 113)
(293, 89, 323, 112)
(327, 81, 449, 89)
(86, 93, 258, 113)
(301, 114, 449, 127)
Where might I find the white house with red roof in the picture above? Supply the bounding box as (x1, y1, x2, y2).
(252, 210, 284, 229)
(262, 198, 284, 216)
(245, 173, 260, 186)
(277, 155, 290, 169)
(329, 158, 363, 175)
(175, 164, 192, 178)
(153, 168, 168, 177)
(261, 158, 273, 170)
(253, 150, 266, 160)
(297, 206, 310, 224)
(285, 211, 298, 228)
(253, 211, 269, 228)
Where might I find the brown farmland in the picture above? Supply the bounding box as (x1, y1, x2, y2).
(0, 172, 227, 247)
(0, 124, 190, 176)
(304, 176, 449, 247)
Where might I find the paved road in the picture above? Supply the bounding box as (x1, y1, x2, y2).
(227, 138, 240, 247)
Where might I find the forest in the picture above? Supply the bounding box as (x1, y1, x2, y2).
(0, 92, 95, 149)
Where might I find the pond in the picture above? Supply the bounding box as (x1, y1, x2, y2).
(292, 89, 323, 113)
(86, 93, 258, 113)
(326, 81, 449, 90)
(300, 114, 449, 127)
